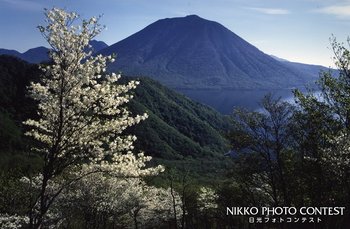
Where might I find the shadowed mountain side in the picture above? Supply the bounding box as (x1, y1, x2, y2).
(21, 46, 50, 64)
(88, 40, 109, 53)
(0, 40, 108, 64)
(281, 61, 334, 80)
(0, 49, 21, 57)
(271, 55, 336, 80)
(124, 77, 231, 159)
(0, 56, 230, 171)
(99, 15, 313, 89)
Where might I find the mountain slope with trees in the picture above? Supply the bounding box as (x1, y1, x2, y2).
(127, 77, 231, 160)
(271, 55, 336, 81)
(0, 55, 230, 169)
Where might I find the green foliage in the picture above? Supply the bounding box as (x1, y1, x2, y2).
(124, 77, 231, 160)
(0, 55, 232, 177)
(0, 55, 40, 119)
(0, 55, 42, 174)
(0, 55, 232, 228)
(0, 111, 21, 150)
(222, 37, 350, 229)
(229, 95, 296, 205)
(0, 171, 31, 216)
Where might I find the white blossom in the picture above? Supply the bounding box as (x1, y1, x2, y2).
(44, 171, 181, 228)
(198, 187, 218, 211)
(21, 8, 164, 228)
(315, 132, 350, 178)
(0, 214, 29, 229)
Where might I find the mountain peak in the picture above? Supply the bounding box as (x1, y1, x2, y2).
(170, 14, 216, 24)
(25, 46, 48, 52)
(184, 14, 202, 19)
(100, 16, 310, 89)
(155, 14, 216, 29)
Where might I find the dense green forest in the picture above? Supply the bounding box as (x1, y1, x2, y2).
(0, 55, 232, 179)
(0, 53, 232, 228)
(0, 55, 42, 172)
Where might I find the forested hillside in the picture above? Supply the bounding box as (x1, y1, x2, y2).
(128, 77, 230, 159)
(0, 56, 41, 171)
(0, 55, 231, 174)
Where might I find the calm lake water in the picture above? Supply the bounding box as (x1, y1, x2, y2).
(178, 88, 307, 114)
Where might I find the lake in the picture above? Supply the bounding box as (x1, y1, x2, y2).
(177, 88, 308, 114)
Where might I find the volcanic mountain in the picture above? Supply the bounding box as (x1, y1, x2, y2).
(99, 15, 314, 89)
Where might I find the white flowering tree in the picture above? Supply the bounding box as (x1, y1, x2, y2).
(317, 132, 350, 179)
(23, 8, 163, 228)
(49, 174, 182, 228)
(0, 214, 29, 229)
(197, 187, 218, 211)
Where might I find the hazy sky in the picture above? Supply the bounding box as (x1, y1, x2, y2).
(1, 0, 350, 67)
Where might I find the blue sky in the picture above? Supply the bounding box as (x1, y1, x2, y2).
(1, 0, 350, 67)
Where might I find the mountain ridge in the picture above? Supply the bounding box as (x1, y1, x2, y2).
(98, 15, 317, 89)
(0, 40, 108, 64)
(0, 15, 331, 90)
